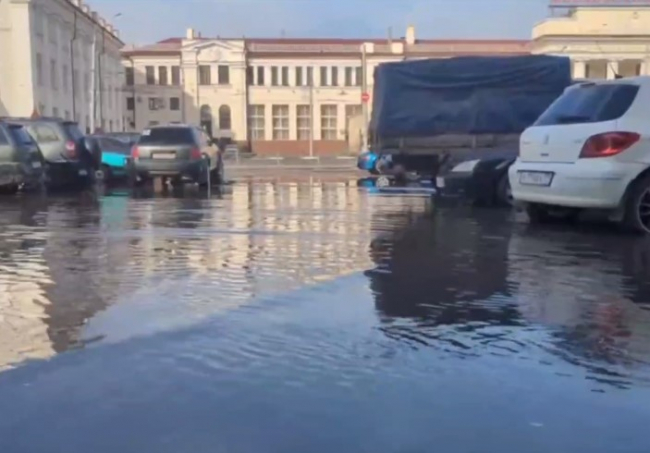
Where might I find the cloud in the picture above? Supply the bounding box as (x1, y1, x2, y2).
(89, 0, 547, 44)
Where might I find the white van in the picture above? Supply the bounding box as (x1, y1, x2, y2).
(509, 77, 650, 233)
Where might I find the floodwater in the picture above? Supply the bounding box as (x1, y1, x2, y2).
(0, 174, 650, 452)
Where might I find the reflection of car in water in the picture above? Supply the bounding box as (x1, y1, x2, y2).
(366, 209, 515, 325)
(507, 229, 650, 369)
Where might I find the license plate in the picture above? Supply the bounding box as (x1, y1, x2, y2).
(78, 169, 88, 176)
(436, 177, 445, 188)
(153, 152, 176, 159)
(519, 171, 553, 186)
(32, 161, 42, 169)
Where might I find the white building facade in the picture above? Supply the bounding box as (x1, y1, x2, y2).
(122, 27, 529, 156)
(0, 0, 123, 133)
(532, 4, 650, 79)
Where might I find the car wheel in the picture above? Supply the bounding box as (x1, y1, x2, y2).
(96, 165, 111, 182)
(623, 174, 650, 234)
(496, 173, 514, 207)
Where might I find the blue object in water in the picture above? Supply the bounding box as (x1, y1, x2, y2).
(357, 151, 378, 172)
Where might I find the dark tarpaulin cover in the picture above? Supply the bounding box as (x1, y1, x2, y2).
(370, 55, 572, 139)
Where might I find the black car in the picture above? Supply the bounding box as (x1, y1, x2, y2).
(130, 124, 224, 187)
(8, 117, 99, 188)
(0, 121, 45, 194)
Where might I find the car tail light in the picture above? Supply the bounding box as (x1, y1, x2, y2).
(190, 147, 202, 160)
(131, 146, 139, 158)
(579, 132, 640, 158)
(65, 141, 77, 158)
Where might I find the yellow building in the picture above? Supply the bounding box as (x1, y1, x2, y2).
(121, 26, 528, 156)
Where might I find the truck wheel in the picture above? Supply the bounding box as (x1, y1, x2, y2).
(622, 174, 650, 234)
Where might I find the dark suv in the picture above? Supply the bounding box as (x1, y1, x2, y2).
(0, 120, 45, 194)
(9, 117, 99, 188)
(130, 124, 224, 186)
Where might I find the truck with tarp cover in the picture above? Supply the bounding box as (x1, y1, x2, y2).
(368, 55, 573, 204)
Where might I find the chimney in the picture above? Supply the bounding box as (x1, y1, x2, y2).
(186, 28, 195, 40)
(405, 25, 416, 45)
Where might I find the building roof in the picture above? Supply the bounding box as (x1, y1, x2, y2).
(122, 36, 531, 58)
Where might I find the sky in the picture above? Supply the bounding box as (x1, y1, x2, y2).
(90, 0, 550, 44)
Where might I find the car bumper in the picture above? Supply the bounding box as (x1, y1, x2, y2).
(436, 169, 499, 203)
(46, 160, 93, 185)
(133, 159, 207, 180)
(0, 162, 45, 188)
(509, 159, 647, 209)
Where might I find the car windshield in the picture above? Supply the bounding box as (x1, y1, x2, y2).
(138, 127, 194, 145)
(534, 83, 639, 126)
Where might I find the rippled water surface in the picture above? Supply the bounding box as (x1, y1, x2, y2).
(1, 174, 650, 452)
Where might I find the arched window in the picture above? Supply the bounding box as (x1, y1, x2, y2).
(219, 105, 231, 130)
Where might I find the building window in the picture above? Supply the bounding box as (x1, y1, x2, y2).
(51, 58, 58, 90)
(125, 67, 134, 86)
(249, 105, 265, 140)
(297, 105, 311, 140)
(159, 66, 168, 85)
(257, 66, 265, 86)
(246, 66, 254, 85)
(199, 65, 211, 85)
(148, 97, 165, 111)
(271, 67, 279, 86)
(171, 66, 181, 85)
(345, 67, 353, 86)
(36, 53, 43, 86)
(62, 64, 69, 93)
(170, 97, 180, 111)
(320, 104, 337, 140)
(320, 67, 328, 86)
(272, 105, 289, 140)
(218, 65, 230, 85)
(296, 67, 304, 87)
(281, 67, 289, 86)
(219, 105, 231, 130)
(307, 67, 313, 86)
(355, 67, 362, 86)
(145, 66, 155, 85)
(127, 97, 135, 111)
(331, 67, 339, 87)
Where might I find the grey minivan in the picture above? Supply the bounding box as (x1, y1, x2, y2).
(130, 124, 224, 186)
(0, 121, 45, 194)
(9, 117, 99, 188)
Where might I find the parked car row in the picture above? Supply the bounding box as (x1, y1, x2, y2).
(0, 119, 226, 194)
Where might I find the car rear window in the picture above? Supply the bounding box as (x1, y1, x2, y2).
(138, 127, 195, 145)
(534, 83, 639, 126)
(63, 122, 84, 141)
(99, 137, 132, 155)
(8, 126, 35, 145)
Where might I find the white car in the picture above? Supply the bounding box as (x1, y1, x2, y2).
(509, 76, 650, 233)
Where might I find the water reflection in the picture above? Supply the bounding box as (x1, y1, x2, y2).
(366, 206, 650, 388)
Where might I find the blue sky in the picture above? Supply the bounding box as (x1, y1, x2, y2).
(91, 0, 549, 44)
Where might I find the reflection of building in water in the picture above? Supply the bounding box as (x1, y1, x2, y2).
(0, 202, 54, 370)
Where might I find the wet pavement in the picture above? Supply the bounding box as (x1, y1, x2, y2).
(0, 173, 650, 452)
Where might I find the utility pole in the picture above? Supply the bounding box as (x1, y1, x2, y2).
(90, 26, 97, 132)
(360, 43, 369, 152)
(309, 70, 314, 158)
